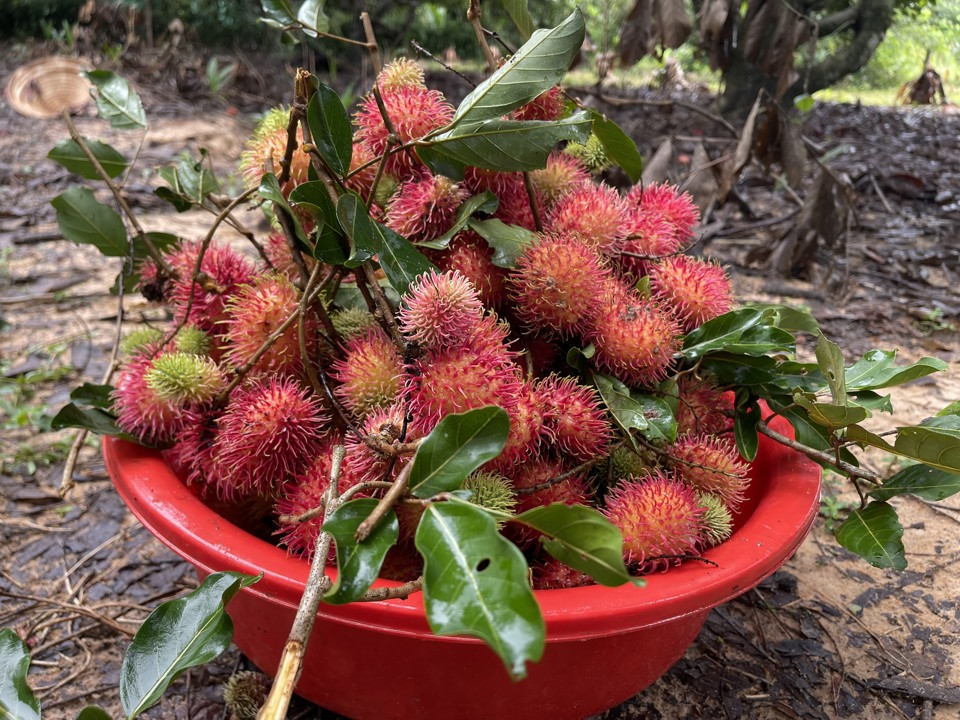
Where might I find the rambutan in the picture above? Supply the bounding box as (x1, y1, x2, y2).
(507, 234, 610, 337)
(565, 134, 610, 174)
(492, 381, 545, 469)
(383, 173, 469, 243)
(223, 671, 272, 720)
(344, 403, 418, 483)
(625, 182, 699, 247)
(262, 232, 313, 283)
(354, 85, 454, 176)
(330, 307, 378, 341)
(121, 327, 164, 356)
(648, 255, 734, 332)
(669, 434, 750, 511)
(529, 152, 591, 206)
(144, 351, 225, 405)
(162, 409, 221, 492)
(331, 327, 401, 419)
(608, 446, 651, 481)
(697, 492, 735, 546)
(377, 58, 426, 91)
(507, 460, 594, 548)
(673, 374, 732, 436)
(603, 470, 706, 573)
(463, 167, 536, 230)
(545, 184, 629, 256)
(379, 541, 424, 582)
(531, 556, 595, 590)
(536, 375, 612, 461)
(512, 86, 566, 122)
(585, 278, 682, 388)
(211, 376, 327, 500)
(425, 230, 508, 309)
(461, 471, 517, 517)
(112, 351, 192, 446)
(220, 274, 315, 376)
(239, 107, 310, 197)
(174, 325, 212, 357)
(344, 141, 385, 202)
(619, 211, 681, 277)
(398, 269, 484, 350)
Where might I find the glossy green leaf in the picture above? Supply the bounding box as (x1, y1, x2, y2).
(936, 400, 960, 417)
(75, 707, 112, 720)
(410, 406, 510, 498)
(336, 192, 378, 266)
(835, 501, 906, 570)
(893, 419, 960, 473)
(844, 350, 947, 391)
(682, 308, 795, 360)
(158, 152, 221, 207)
(154, 186, 192, 213)
(424, 113, 592, 173)
(591, 372, 677, 446)
(851, 390, 893, 414)
(261, 0, 296, 28)
(499, 0, 535, 38)
(734, 401, 761, 461)
(52, 186, 127, 256)
(468, 218, 537, 268)
(871, 463, 960, 502)
(793, 391, 869, 429)
(699, 352, 781, 386)
(415, 502, 545, 679)
(296, 0, 329, 36)
(258, 173, 309, 245)
(794, 94, 815, 113)
(815, 333, 847, 405)
(288, 180, 346, 264)
(588, 110, 643, 182)
(306, 82, 351, 176)
(0, 629, 40, 720)
(120, 571, 261, 719)
(515, 504, 640, 586)
(48, 138, 128, 179)
(84, 70, 146, 129)
(323, 498, 399, 604)
(50, 403, 127, 437)
(70, 382, 115, 409)
(418, 192, 499, 250)
(767, 395, 857, 466)
(743, 302, 820, 334)
(450, 9, 584, 127)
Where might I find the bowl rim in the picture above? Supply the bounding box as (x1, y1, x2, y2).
(102, 412, 821, 643)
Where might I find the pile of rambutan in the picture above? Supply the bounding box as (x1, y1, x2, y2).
(112, 57, 751, 590)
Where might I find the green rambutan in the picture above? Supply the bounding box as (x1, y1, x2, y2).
(461, 471, 517, 517)
(120, 327, 164, 356)
(603, 470, 706, 573)
(211, 376, 327, 500)
(112, 351, 191, 446)
(144, 351, 224, 405)
(384, 173, 468, 243)
(697, 491, 735, 546)
(585, 278, 682, 388)
(220, 274, 315, 376)
(535, 375, 612, 461)
(174, 325, 212, 356)
(330, 307, 378, 341)
(331, 327, 401, 419)
(669, 434, 750, 511)
(608, 446, 651, 481)
(507, 234, 610, 337)
(565, 134, 610, 173)
(648, 255, 734, 332)
(398, 269, 484, 350)
(545, 184, 628, 256)
(377, 58, 426, 91)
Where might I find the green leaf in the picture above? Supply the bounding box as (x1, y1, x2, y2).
(51, 186, 128, 256)
(415, 502, 545, 679)
(323, 498, 399, 604)
(498, 0, 535, 39)
(794, 94, 815, 113)
(514, 504, 640, 586)
(154, 186, 193, 213)
(588, 110, 643, 183)
(844, 350, 947, 391)
(48, 138, 128, 179)
(793, 391, 869, 430)
(591, 372, 676, 446)
(815, 333, 847, 405)
(335, 192, 378, 266)
(871, 463, 960, 502)
(743, 302, 820, 334)
(84, 70, 146, 129)
(296, 0, 329, 36)
(120, 571, 261, 719)
(306, 82, 351, 176)
(834, 501, 906, 570)
(258, 173, 309, 246)
(288, 180, 346, 264)
(682, 308, 795, 360)
(0, 629, 40, 720)
(893, 420, 960, 474)
(700, 352, 781, 386)
(261, 0, 296, 27)
(734, 401, 761, 461)
(418, 192, 499, 250)
(410, 406, 510, 498)
(468, 218, 537, 268)
(75, 707, 112, 720)
(423, 113, 592, 173)
(70, 382, 115, 409)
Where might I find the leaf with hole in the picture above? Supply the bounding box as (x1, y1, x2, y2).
(120, 571, 261, 719)
(834, 501, 906, 570)
(871, 463, 960, 502)
(323, 498, 399, 604)
(48, 138, 128, 179)
(815, 333, 847, 405)
(415, 502, 544, 679)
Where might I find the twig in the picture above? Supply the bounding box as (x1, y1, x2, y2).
(356, 461, 413, 542)
(869, 174, 896, 214)
(757, 420, 880, 484)
(410, 40, 477, 88)
(467, 0, 498, 73)
(522, 172, 543, 232)
(0, 589, 136, 637)
(360, 12, 382, 76)
(579, 89, 739, 137)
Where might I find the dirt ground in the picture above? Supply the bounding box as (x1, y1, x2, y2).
(2, 43, 960, 719)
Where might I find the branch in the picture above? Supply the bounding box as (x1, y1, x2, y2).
(757, 420, 881, 484)
(356, 461, 413, 542)
(360, 12, 383, 76)
(467, 0, 498, 73)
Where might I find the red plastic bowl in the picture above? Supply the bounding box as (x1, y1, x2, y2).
(103, 415, 820, 720)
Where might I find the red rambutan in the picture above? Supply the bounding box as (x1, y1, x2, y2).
(673, 374, 732, 436)
(531, 556, 596, 590)
(625, 182, 699, 247)
(619, 210, 681, 277)
(162, 409, 221, 493)
(425, 230, 508, 309)
(512, 86, 566, 122)
(669, 434, 750, 511)
(535, 374, 612, 461)
(112, 351, 192, 446)
(211, 376, 327, 500)
(384, 173, 469, 243)
(398, 269, 484, 350)
(529, 152, 591, 206)
(585, 278, 682, 388)
(344, 403, 418, 483)
(506, 459, 594, 548)
(648, 255, 734, 332)
(331, 327, 402, 419)
(488, 381, 545, 469)
(603, 470, 706, 573)
(507, 234, 611, 337)
(545, 184, 629, 256)
(239, 107, 310, 196)
(463, 167, 536, 230)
